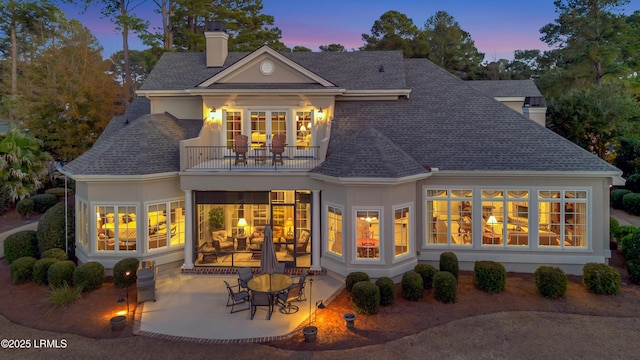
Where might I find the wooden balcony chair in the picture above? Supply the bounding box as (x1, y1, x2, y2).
(270, 134, 286, 165)
(233, 134, 248, 165)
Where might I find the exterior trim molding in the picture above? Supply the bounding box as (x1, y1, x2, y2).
(309, 172, 431, 185)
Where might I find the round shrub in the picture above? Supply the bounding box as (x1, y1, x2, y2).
(582, 263, 620, 295)
(534, 266, 567, 298)
(48, 260, 76, 289)
(620, 227, 640, 262)
(33, 258, 59, 285)
(30, 193, 58, 213)
(433, 271, 457, 304)
(375, 276, 396, 306)
(401, 270, 423, 301)
(44, 187, 70, 201)
(610, 217, 620, 240)
(627, 260, 640, 284)
(351, 280, 380, 315)
(41, 247, 68, 261)
(414, 263, 437, 289)
(10, 256, 37, 284)
(345, 271, 370, 294)
(611, 189, 632, 209)
(16, 198, 34, 219)
(73, 262, 105, 292)
(113, 258, 140, 288)
(474, 261, 507, 294)
(622, 192, 640, 216)
(37, 201, 74, 254)
(3, 230, 38, 263)
(439, 252, 459, 279)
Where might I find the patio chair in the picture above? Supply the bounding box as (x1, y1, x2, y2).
(233, 134, 248, 165)
(223, 280, 250, 313)
(270, 134, 285, 165)
(250, 291, 273, 320)
(295, 271, 308, 301)
(277, 284, 302, 314)
(237, 267, 253, 291)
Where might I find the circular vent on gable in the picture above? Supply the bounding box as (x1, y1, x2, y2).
(260, 60, 274, 75)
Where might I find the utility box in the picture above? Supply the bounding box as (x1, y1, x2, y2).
(137, 260, 156, 303)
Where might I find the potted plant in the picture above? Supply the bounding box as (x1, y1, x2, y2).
(302, 325, 317, 342)
(208, 207, 224, 231)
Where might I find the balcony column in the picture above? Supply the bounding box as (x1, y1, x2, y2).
(182, 190, 194, 269)
(310, 189, 322, 271)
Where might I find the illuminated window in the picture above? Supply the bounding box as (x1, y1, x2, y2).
(327, 205, 343, 256)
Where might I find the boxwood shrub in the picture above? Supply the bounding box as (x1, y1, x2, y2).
(474, 261, 507, 294)
(611, 189, 633, 209)
(10, 256, 37, 284)
(44, 187, 69, 201)
(48, 260, 76, 289)
(414, 263, 437, 289)
(610, 217, 620, 239)
(41, 247, 68, 261)
(113, 258, 140, 288)
(582, 263, 620, 295)
(375, 276, 396, 306)
(3, 230, 38, 263)
(622, 193, 640, 216)
(626, 174, 640, 193)
(33, 258, 60, 285)
(16, 198, 34, 219)
(401, 270, 423, 301)
(351, 280, 380, 315)
(345, 271, 370, 294)
(433, 271, 457, 304)
(73, 262, 105, 292)
(37, 202, 74, 254)
(439, 252, 459, 279)
(534, 266, 567, 298)
(627, 260, 640, 284)
(31, 193, 58, 213)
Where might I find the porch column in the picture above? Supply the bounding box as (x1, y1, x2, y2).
(182, 190, 194, 269)
(310, 189, 322, 271)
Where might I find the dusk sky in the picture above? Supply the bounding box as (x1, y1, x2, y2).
(59, 0, 640, 61)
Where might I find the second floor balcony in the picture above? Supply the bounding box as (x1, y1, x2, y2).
(181, 145, 322, 172)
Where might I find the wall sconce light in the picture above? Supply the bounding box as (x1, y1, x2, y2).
(207, 107, 220, 123)
(316, 108, 324, 122)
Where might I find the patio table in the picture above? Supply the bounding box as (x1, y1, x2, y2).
(247, 273, 292, 294)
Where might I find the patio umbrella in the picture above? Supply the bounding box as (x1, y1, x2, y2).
(259, 225, 280, 284)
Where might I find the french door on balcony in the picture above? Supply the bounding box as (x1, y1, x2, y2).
(249, 110, 287, 150)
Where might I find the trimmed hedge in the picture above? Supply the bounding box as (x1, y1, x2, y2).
(414, 263, 437, 289)
(473, 261, 507, 294)
(582, 263, 620, 295)
(611, 189, 633, 209)
(534, 266, 567, 298)
(113, 258, 140, 288)
(375, 277, 396, 306)
(3, 230, 38, 263)
(627, 260, 640, 284)
(47, 260, 76, 289)
(16, 198, 34, 219)
(73, 262, 105, 292)
(610, 217, 620, 240)
(433, 271, 457, 304)
(622, 193, 640, 216)
(10, 256, 37, 284)
(31, 193, 58, 213)
(44, 187, 69, 201)
(33, 258, 60, 285)
(401, 271, 423, 301)
(37, 202, 74, 254)
(41, 248, 67, 261)
(351, 281, 380, 315)
(439, 252, 459, 279)
(345, 271, 370, 294)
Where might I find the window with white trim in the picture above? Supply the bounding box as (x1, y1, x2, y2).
(327, 205, 343, 256)
(96, 205, 137, 252)
(356, 210, 380, 259)
(426, 189, 473, 246)
(538, 190, 587, 248)
(394, 206, 410, 256)
(148, 200, 185, 250)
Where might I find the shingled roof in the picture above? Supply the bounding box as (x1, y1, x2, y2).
(466, 79, 542, 98)
(62, 98, 201, 176)
(311, 126, 427, 179)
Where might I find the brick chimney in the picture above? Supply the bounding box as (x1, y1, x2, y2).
(205, 21, 228, 67)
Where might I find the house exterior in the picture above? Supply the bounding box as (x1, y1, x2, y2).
(61, 25, 623, 278)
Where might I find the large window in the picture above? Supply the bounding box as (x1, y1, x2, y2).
(481, 190, 530, 247)
(225, 111, 242, 148)
(356, 210, 380, 259)
(394, 206, 410, 256)
(296, 111, 312, 147)
(538, 190, 587, 248)
(147, 200, 185, 250)
(327, 205, 343, 256)
(96, 205, 137, 252)
(426, 189, 473, 246)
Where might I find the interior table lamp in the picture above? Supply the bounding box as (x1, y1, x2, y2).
(487, 215, 498, 236)
(285, 218, 294, 238)
(237, 218, 247, 236)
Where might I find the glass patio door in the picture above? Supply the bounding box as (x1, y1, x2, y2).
(249, 110, 287, 150)
(271, 203, 295, 267)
